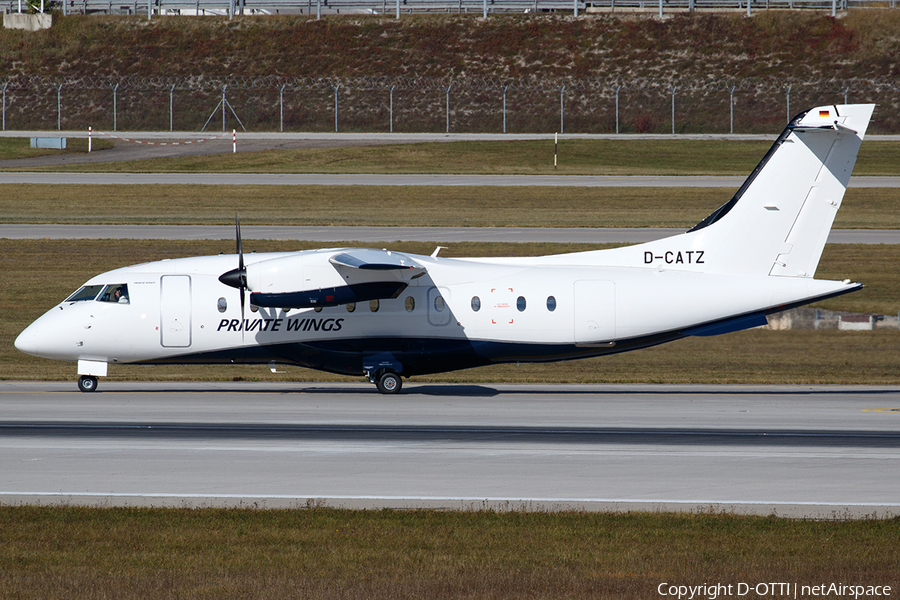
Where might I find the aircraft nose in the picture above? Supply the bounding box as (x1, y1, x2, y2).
(14, 326, 39, 356)
(14, 314, 69, 360)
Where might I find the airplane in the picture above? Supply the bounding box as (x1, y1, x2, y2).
(15, 104, 874, 394)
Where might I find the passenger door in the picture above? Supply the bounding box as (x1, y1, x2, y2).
(160, 275, 192, 348)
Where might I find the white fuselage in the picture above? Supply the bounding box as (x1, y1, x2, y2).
(15, 246, 855, 377)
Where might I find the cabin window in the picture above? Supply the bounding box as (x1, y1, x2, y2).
(471, 296, 481, 312)
(66, 285, 104, 303)
(434, 296, 445, 312)
(516, 296, 526, 312)
(369, 299, 380, 312)
(217, 297, 227, 313)
(405, 296, 415, 312)
(546, 296, 557, 312)
(346, 302, 356, 313)
(98, 284, 130, 305)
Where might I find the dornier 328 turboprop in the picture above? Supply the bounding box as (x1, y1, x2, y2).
(16, 104, 874, 394)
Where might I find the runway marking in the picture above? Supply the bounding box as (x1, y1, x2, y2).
(862, 408, 900, 413)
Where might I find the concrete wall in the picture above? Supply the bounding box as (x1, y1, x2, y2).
(3, 12, 52, 31)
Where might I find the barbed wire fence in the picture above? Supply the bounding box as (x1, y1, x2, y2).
(2, 75, 899, 134)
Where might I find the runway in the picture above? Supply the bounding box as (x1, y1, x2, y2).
(1, 382, 899, 518)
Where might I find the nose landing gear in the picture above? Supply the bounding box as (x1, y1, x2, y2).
(77, 375, 99, 393)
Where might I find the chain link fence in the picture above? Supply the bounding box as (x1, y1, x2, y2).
(3, 75, 899, 133)
(6, 0, 894, 17)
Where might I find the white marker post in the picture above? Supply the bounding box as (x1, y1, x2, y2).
(232, 129, 236, 153)
(554, 132, 558, 170)
(88, 127, 92, 153)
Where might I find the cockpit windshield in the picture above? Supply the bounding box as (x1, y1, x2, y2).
(65, 285, 104, 303)
(64, 283, 130, 304)
(98, 284, 130, 304)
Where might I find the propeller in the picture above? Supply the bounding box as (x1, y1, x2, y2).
(218, 215, 248, 337)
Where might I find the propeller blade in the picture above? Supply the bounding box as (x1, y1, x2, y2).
(236, 214, 244, 282)
(217, 214, 249, 342)
(236, 215, 246, 341)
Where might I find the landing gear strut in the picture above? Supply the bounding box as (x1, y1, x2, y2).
(373, 370, 402, 394)
(77, 375, 99, 393)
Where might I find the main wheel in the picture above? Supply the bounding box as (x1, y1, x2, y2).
(77, 375, 99, 393)
(375, 371, 402, 394)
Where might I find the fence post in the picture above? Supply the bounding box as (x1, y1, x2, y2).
(222, 85, 227, 132)
(560, 84, 565, 134)
(574, 0, 578, 17)
(280, 84, 285, 132)
(729, 85, 735, 134)
(334, 84, 340, 133)
(113, 82, 119, 132)
(786, 84, 791, 123)
(169, 84, 176, 132)
(2, 82, 7, 131)
(483, 0, 487, 17)
(445, 82, 452, 133)
(671, 85, 676, 134)
(57, 83, 63, 131)
(502, 85, 508, 133)
(615, 85, 620, 134)
(389, 85, 394, 133)
(396, 0, 399, 18)
(844, 86, 849, 105)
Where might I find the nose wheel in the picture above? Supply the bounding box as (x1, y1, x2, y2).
(77, 375, 99, 393)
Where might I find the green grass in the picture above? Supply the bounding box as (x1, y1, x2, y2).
(1, 183, 899, 229)
(3, 240, 898, 384)
(11, 139, 900, 175)
(0, 137, 112, 160)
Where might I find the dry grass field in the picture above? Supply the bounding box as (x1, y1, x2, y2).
(1, 507, 898, 600)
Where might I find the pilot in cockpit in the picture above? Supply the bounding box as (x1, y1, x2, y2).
(112, 286, 128, 303)
(98, 284, 129, 304)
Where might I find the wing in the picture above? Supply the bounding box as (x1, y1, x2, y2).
(249, 249, 426, 310)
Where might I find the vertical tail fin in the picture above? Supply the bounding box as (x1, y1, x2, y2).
(635, 104, 874, 277)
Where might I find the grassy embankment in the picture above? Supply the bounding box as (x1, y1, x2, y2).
(2, 12, 900, 132)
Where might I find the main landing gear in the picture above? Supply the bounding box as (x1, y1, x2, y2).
(78, 375, 99, 393)
(369, 369, 402, 394)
